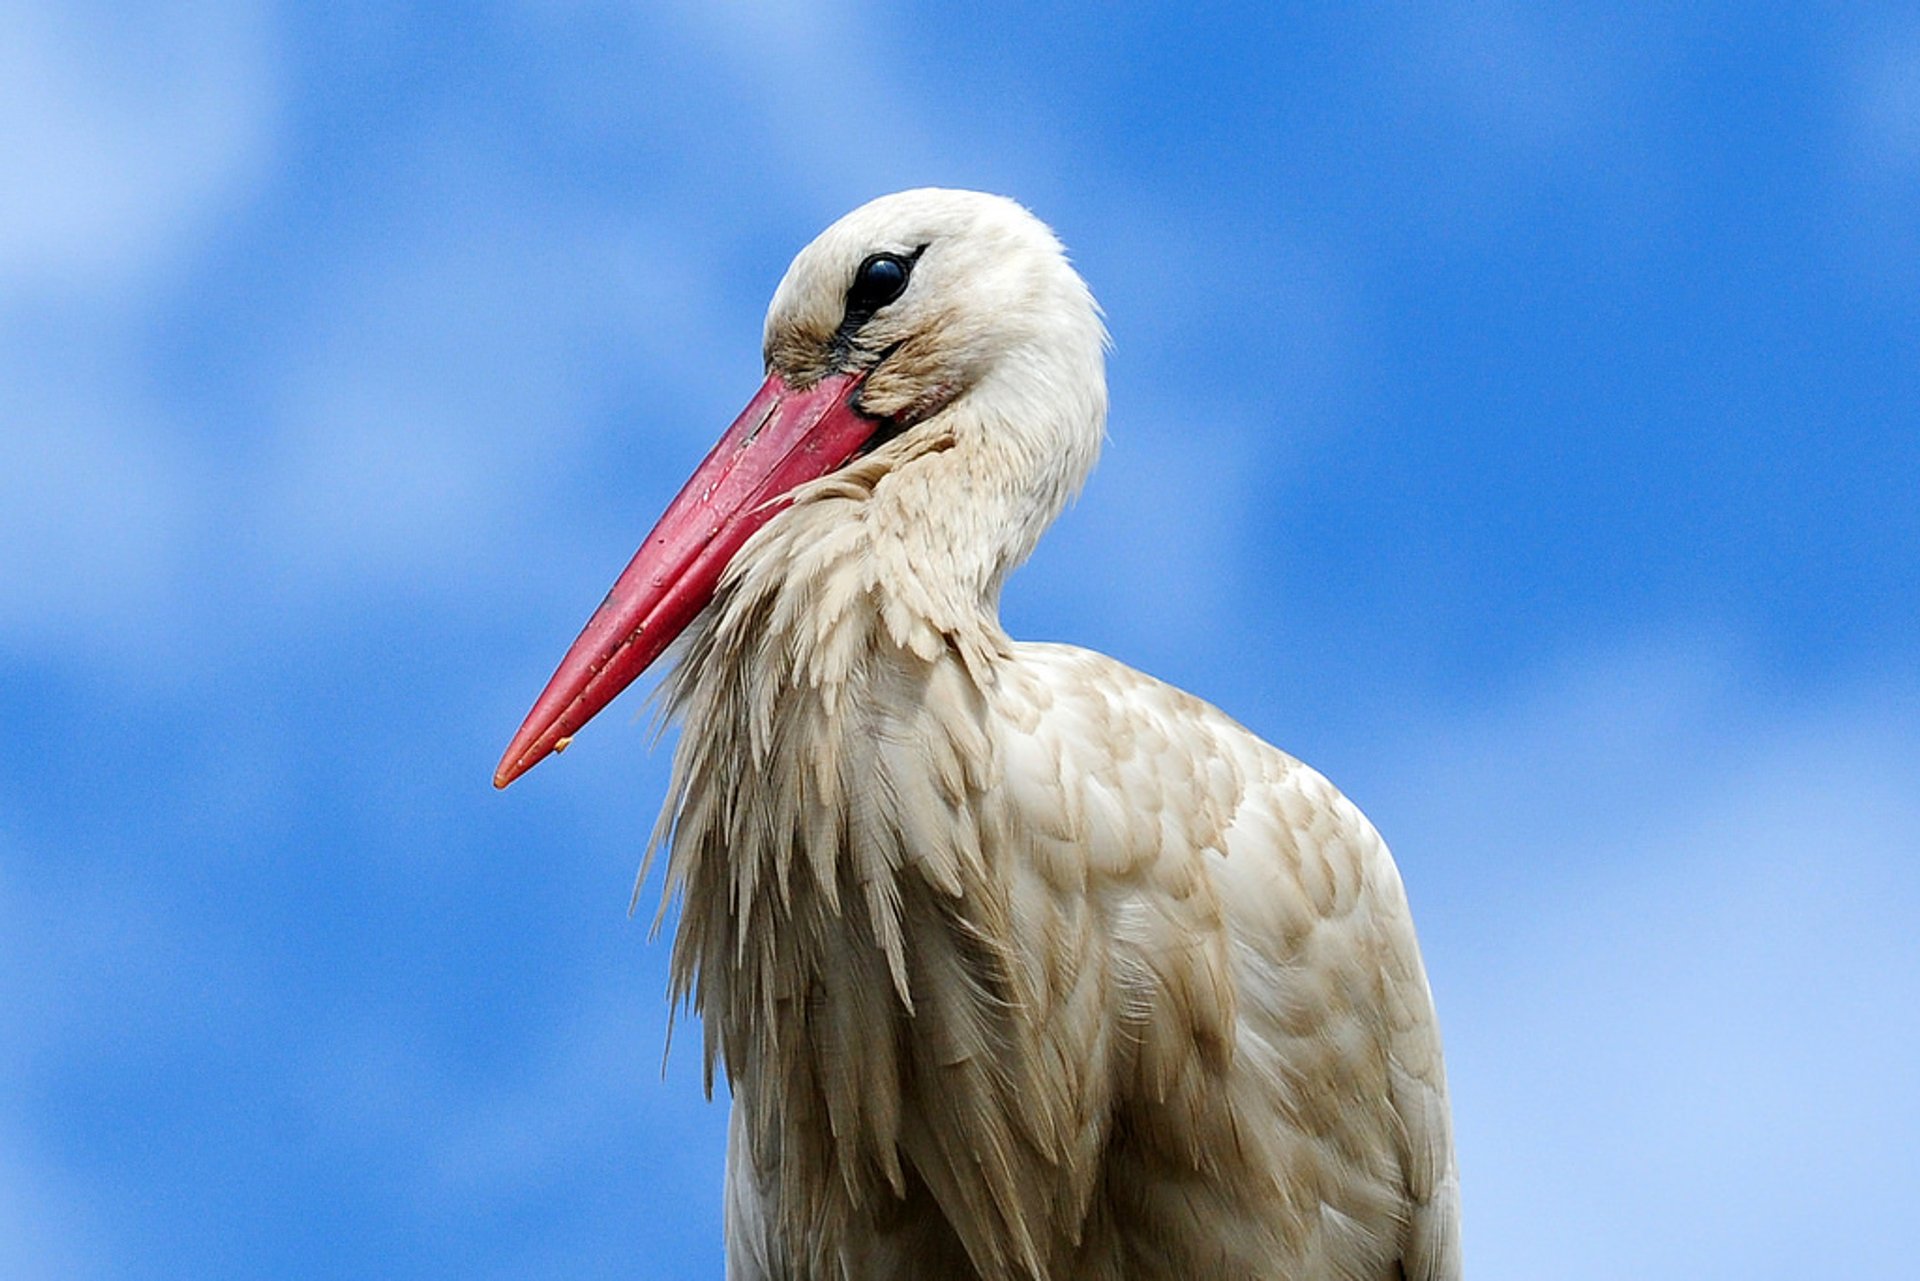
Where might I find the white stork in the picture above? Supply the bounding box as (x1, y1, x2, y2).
(495, 189, 1458, 1280)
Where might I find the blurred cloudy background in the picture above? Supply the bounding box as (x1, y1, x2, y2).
(2, 3, 1916, 1277)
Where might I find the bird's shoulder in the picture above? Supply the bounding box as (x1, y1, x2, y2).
(989, 641, 1425, 1023)
(988, 641, 1459, 1281)
(991, 641, 1391, 897)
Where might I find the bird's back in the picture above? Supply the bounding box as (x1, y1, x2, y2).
(715, 635, 1458, 1280)
(986, 643, 1459, 1280)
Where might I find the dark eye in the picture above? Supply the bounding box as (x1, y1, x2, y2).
(847, 253, 912, 316)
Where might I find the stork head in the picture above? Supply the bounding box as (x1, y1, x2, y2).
(765, 189, 1105, 434)
(495, 189, 1106, 788)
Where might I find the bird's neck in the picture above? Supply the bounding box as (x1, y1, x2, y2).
(650, 486, 1029, 1257)
(646, 382, 1105, 1267)
(653, 466, 1012, 1064)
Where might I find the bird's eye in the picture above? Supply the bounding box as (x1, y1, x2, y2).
(847, 253, 912, 316)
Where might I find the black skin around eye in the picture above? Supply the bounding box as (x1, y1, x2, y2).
(848, 253, 911, 315)
(829, 246, 926, 370)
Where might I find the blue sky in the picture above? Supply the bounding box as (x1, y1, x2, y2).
(2, 3, 1916, 1277)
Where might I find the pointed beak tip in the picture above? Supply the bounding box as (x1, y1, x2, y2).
(495, 733, 572, 788)
(492, 740, 540, 791)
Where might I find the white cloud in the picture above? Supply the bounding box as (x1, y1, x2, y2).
(0, 1148, 102, 1281)
(246, 200, 758, 604)
(293, 963, 730, 1279)
(0, 1, 277, 670)
(0, 846, 158, 1280)
(1010, 400, 1271, 672)
(0, 334, 199, 662)
(0, 1, 278, 304)
(1386, 645, 1920, 1278)
(652, 0, 988, 206)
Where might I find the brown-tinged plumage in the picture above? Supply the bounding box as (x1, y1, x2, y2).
(498, 189, 1459, 1279)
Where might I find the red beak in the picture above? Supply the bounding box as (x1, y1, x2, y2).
(494, 371, 874, 789)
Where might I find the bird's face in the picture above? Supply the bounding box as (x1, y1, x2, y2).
(495, 190, 1105, 788)
(763, 187, 1104, 443)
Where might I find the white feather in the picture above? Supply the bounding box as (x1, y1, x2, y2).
(652, 189, 1457, 1280)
